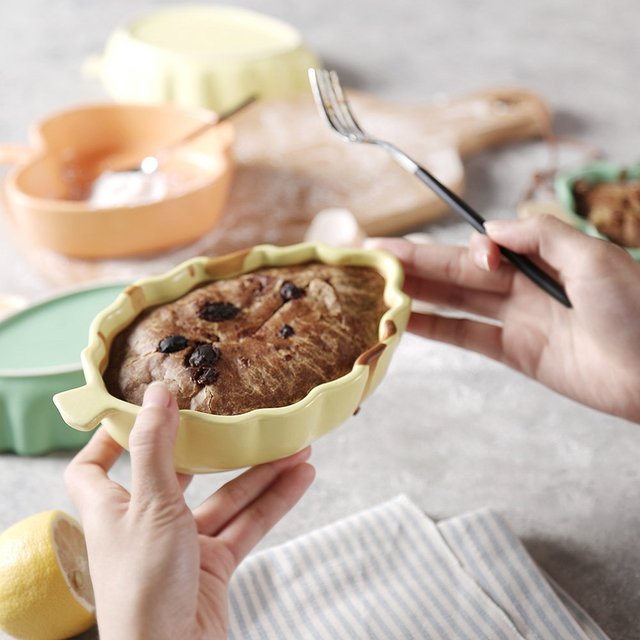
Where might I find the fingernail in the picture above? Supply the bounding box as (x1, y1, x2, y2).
(142, 382, 172, 409)
(484, 219, 514, 237)
(471, 246, 491, 271)
(483, 220, 499, 236)
(363, 237, 385, 250)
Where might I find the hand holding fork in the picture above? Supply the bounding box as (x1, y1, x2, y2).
(308, 68, 571, 308)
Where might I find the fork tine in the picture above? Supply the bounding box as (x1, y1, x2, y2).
(327, 70, 366, 138)
(308, 69, 342, 136)
(309, 68, 363, 142)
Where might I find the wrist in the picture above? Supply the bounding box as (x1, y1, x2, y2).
(96, 611, 148, 640)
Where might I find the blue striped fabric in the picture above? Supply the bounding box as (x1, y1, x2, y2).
(227, 495, 609, 639)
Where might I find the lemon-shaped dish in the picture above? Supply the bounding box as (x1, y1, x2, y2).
(555, 161, 640, 260)
(53, 243, 410, 473)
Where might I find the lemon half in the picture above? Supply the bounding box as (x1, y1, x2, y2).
(0, 510, 96, 640)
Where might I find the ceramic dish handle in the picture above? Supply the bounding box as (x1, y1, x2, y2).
(0, 143, 32, 166)
(53, 385, 113, 432)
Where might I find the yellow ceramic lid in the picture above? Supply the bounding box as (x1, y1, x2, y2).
(87, 5, 320, 112)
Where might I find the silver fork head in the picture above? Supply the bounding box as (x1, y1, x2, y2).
(308, 68, 370, 144)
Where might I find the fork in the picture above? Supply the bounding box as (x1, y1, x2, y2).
(308, 68, 572, 309)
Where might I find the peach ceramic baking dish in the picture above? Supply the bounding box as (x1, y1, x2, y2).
(1, 102, 234, 258)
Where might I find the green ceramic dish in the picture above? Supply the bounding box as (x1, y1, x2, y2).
(0, 283, 127, 455)
(554, 161, 640, 260)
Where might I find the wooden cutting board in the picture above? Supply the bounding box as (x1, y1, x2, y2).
(7, 86, 552, 286)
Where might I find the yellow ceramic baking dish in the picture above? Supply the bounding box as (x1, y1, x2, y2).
(87, 5, 319, 113)
(53, 243, 410, 473)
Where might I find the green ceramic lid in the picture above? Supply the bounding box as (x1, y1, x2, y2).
(0, 283, 126, 376)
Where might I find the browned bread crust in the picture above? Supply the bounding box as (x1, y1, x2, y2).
(573, 178, 640, 247)
(104, 263, 387, 415)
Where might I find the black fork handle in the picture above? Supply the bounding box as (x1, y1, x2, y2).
(413, 166, 572, 308)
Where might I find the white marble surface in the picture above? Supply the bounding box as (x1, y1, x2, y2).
(1, 1, 639, 638)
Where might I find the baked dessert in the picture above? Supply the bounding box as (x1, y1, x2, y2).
(572, 176, 640, 247)
(104, 263, 388, 415)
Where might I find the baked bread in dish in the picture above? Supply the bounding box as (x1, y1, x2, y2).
(573, 177, 640, 247)
(105, 262, 387, 415)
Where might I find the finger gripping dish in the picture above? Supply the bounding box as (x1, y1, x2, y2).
(104, 264, 388, 415)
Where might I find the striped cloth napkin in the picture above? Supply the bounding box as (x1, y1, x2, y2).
(228, 495, 609, 640)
